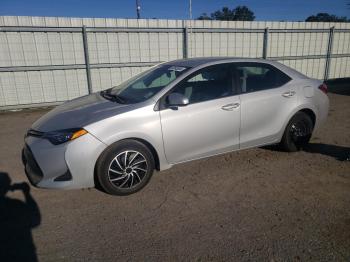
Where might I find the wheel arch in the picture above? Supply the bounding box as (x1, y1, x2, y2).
(127, 137, 160, 171)
(93, 137, 161, 190)
(95, 137, 160, 172)
(299, 108, 316, 127)
(277, 105, 318, 142)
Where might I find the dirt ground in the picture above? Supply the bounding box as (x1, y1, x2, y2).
(0, 92, 349, 261)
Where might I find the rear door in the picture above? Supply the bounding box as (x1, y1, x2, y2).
(234, 62, 297, 148)
(159, 63, 241, 164)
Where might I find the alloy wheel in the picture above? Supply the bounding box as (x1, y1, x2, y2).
(289, 119, 311, 145)
(108, 150, 148, 189)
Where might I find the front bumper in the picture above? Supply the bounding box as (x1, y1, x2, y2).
(22, 133, 107, 189)
(22, 144, 44, 185)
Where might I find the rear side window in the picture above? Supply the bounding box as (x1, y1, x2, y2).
(233, 63, 291, 93)
(168, 63, 233, 104)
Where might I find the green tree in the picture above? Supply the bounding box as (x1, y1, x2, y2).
(305, 13, 349, 22)
(197, 12, 212, 20)
(197, 5, 255, 21)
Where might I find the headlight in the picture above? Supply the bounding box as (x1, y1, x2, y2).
(43, 128, 88, 145)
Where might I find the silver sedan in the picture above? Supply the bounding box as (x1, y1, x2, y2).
(22, 57, 329, 195)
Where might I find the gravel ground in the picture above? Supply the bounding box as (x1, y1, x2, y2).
(0, 92, 349, 261)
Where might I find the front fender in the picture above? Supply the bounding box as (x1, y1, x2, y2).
(84, 106, 172, 171)
(101, 130, 171, 171)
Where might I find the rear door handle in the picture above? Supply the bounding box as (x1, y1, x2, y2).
(221, 103, 240, 111)
(282, 91, 296, 98)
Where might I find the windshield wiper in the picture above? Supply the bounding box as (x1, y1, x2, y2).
(100, 90, 125, 104)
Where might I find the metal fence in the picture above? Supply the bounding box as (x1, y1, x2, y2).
(0, 16, 350, 109)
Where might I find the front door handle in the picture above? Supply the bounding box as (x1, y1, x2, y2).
(221, 103, 240, 111)
(282, 91, 296, 98)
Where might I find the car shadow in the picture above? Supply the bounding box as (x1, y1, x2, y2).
(304, 143, 350, 161)
(0, 172, 41, 262)
(262, 143, 350, 161)
(326, 78, 350, 96)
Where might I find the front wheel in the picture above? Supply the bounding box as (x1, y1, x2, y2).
(280, 112, 314, 152)
(96, 140, 155, 195)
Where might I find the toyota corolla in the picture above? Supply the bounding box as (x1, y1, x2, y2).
(22, 57, 329, 195)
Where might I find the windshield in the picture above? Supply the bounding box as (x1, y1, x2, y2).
(105, 64, 190, 103)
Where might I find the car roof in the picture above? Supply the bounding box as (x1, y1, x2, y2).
(163, 57, 308, 79)
(163, 57, 236, 67)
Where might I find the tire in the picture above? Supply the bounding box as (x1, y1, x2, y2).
(280, 112, 313, 152)
(96, 139, 155, 195)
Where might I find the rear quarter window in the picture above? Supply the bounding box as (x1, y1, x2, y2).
(233, 63, 291, 93)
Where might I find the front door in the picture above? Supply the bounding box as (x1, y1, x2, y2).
(159, 63, 241, 164)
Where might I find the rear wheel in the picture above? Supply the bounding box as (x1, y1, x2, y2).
(96, 140, 155, 195)
(280, 112, 313, 152)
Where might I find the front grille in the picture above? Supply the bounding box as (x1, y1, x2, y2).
(22, 145, 43, 185)
(26, 129, 44, 138)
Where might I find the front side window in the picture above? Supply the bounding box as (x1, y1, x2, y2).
(167, 63, 233, 104)
(105, 65, 190, 103)
(233, 63, 291, 93)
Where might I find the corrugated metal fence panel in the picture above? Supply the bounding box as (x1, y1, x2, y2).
(268, 23, 327, 79)
(87, 31, 183, 65)
(91, 66, 152, 93)
(269, 29, 329, 57)
(0, 16, 350, 108)
(329, 57, 350, 79)
(189, 21, 264, 58)
(328, 23, 350, 79)
(0, 70, 88, 106)
(0, 31, 85, 67)
(278, 59, 327, 80)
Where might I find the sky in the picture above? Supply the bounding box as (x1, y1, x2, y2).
(0, 0, 349, 21)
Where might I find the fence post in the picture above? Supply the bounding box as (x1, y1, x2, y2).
(82, 25, 93, 94)
(262, 27, 269, 59)
(324, 26, 335, 81)
(183, 26, 189, 59)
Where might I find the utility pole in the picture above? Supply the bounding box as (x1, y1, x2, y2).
(188, 0, 192, 58)
(136, 0, 141, 19)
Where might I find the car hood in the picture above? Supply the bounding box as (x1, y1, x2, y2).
(31, 93, 130, 132)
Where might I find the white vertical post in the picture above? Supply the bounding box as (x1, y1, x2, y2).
(82, 25, 93, 94)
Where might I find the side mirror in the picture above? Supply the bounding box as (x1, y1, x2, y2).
(167, 93, 189, 108)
